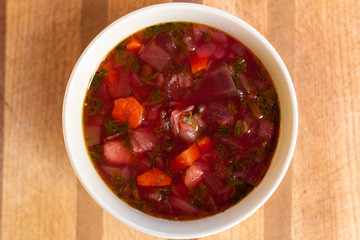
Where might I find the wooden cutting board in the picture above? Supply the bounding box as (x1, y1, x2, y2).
(1, 0, 359, 239)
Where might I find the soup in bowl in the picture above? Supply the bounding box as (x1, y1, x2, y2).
(63, 3, 297, 239)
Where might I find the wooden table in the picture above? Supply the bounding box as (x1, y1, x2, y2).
(1, 0, 359, 239)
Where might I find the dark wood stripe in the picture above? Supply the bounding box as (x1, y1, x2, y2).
(80, 0, 108, 50)
(264, 0, 295, 239)
(0, 1, 6, 240)
(76, 182, 104, 240)
(76, 0, 108, 239)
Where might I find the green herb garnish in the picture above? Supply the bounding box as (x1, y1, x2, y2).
(147, 145, 162, 169)
(91, 69, 109, 88)
(231, 73, 241, 90)
(215, 144, 227, 158)
(256, 70, 265, 79)
(123, 56, 139, 72)
(104, 120, 128, 135)
(115, 176, 125, 188)
(165, 62, 182, 73)
(227, 100, 238, 114)
(173, 33, 188, 54)
(116, 40, 127, 50)
(145, 22, 191, 38)
(128, 176, 135, 191)
(148, 89, 164, 102)
(181, 112, 196, 128)
(189, 183, 208, 209)
(146, 23, 177, 37)
(84, 96, 103, 116)
(144, 71, 160, 82)
(229, 180, 254, 203)
(234, 120, 243, 136)
(158, 186, 171, 201)
(204, 32, 212, 42)
(233, 57, 247, 72)
(88, 145, 103, 161)
(216, 125, 230, 137)
(194, 72, 202, 90)
(122, 136, 132, 149)
(132, 58, 140, 73)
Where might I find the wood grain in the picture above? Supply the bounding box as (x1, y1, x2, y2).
(2, 0, 81, 239)
(75, 1, 108, 239)
(264, 0, 295, 239)
(1, 0, 360, 239)
(292, 0, 360, 239)
(0, 0, 5, 238)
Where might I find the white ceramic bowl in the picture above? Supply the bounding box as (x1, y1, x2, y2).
(63, 3, 298, 239)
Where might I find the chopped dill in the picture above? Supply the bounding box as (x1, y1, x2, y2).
(227, 100, 238, 114)
(145, 22, 191, 38)
(233, 57, 247, 72)
(88, 145, 103, 161)
(91, 69, 108, 89)
(104, 120, 128, 135)
(204, 32, 212, 42)
(148, 89, 164, 102)
(216, 125, 230, 137)
(234, 120, 243, 136)
(84, 96, 103, 116)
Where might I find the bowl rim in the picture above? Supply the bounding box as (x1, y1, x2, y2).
(63, 2, 298, 239)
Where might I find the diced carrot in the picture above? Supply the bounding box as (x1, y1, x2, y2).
(111, 97, 144, 128)
(105, 71, 118, 88)
(102, 57, 119, 88)
(126, 38, 143, 51)
(137, 168, 172, 187)
(191, 56, 209, 74)
(197, 136, 212, 154)
(171, 143, 201, 172)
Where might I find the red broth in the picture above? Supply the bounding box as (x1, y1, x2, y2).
(83, 22, 280, 220)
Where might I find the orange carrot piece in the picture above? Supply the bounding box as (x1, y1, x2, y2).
(101, 57, 118, 88)
(104, 71, 118, 88)
(137, 168, 172, 187)
(191, 56, 209, 74)
(102, 56, 115, 70)
(126, 38, 143, 51)
(197, 136, 212, 154)
(171, 143, 201, 172)
(111, 97, 144, 128)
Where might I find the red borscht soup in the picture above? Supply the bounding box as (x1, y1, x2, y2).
(83, 22, 280, 220)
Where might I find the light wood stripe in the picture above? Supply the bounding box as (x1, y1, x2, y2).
(2, 0, 80, 239)
(0, 1, 6, 240)
(76, 182, 103, 240)
(292, 0, 360, 239)
(263, 0, 295, 239)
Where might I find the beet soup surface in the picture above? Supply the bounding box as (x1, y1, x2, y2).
(82, 22, 280, 220)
